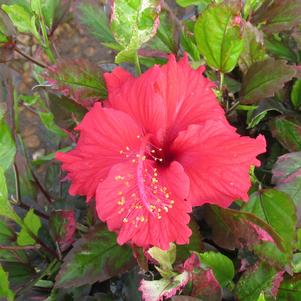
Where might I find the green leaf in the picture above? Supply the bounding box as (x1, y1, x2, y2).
(148, 243, 176, 272)
(38, 111, 67, 138)
(0, 32, 8, 44)
(269, 116, 301, 152)
(204, 205, 285, 252)
(253, 242, 289, 268)
(194, 4, 244, 73)
(257, 292, 266, 301)
(176, 218, 202, 262)
(246, 99, 285, 129)
(297, 228, 301, 250)
(241, 57, 296, 104)
(17, 209, 42, 246)
(265, 35, 298, 63)
(243, 189, 296, 253)
(31, 0, 42, 15)
(149, 12, 176, 53)
(1, 4, 39, 39)
(0, 264, 14, 301)
(199, 251, 234, 287)
(277, 275, 301, 300)
(176, 0, 210, 7)
(291, 79, 301, 110)
(238, 22, 266, 73)
(77, 2, 118, 48)
(181, 28, 200, 62)
(31, 0, 61, 29)
(111, 0, 161, 64)
(272, 151, 301, 227)
(292, 253, 301, 273)
(32, 146, 72, 165)
(243, 0, 264, 19)
(0, 119, 16, 171)
(0, 9, 15, 38)
(0, 167, 19, 222)
(252, 0, 301, 34)
(2, 262, 36, 290)
(139, 272, 189, 301)
(47, 93, 87, 129)
(2, 4, 31, 33)
(41, 0, 60, 29)
(20, 94, 40, 106)
(44, 59, 107, 109)
(55, 224, 135, 288)
(235, 262, 277, 301)
(0, 220, 27, 262)
(0, 11, 11, 45)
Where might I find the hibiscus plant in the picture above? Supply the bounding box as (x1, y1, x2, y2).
(0, 0, 301, 300)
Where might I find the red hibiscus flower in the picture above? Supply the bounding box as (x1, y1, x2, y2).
(56, 55, 266, 250)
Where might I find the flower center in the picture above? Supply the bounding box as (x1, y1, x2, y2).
(118, 134, 175, 222)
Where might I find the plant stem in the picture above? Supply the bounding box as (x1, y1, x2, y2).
(14, 200, 49, 220)
(226, 101, 240, 114)
(12, 155, 50, 221)
(219, 71, 224, 92)
(39, 17, 55, 63)
(135, 53, 142, 75)
(30, 169, 53, 204)
(14, 47, 48, 68)
(13, 163, 21, 202)
(0, 245, 40, 251)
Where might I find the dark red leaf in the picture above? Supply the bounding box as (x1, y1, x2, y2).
(252, 0, 301, 34)
(49, 209, 76, 251)
(43, 59, 107, 109)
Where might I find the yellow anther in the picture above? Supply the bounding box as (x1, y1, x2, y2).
(117, 196, 125, 205)
(123, 218, 128, 223)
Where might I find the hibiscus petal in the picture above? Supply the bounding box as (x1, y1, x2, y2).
(157, 54, 227, 140)
(104, 66, 133, 94)
(96, 160, 192, 250)
(56, 103, 142, 201)
(171, 121, 266, 207)
(105, 65, 167, 138)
